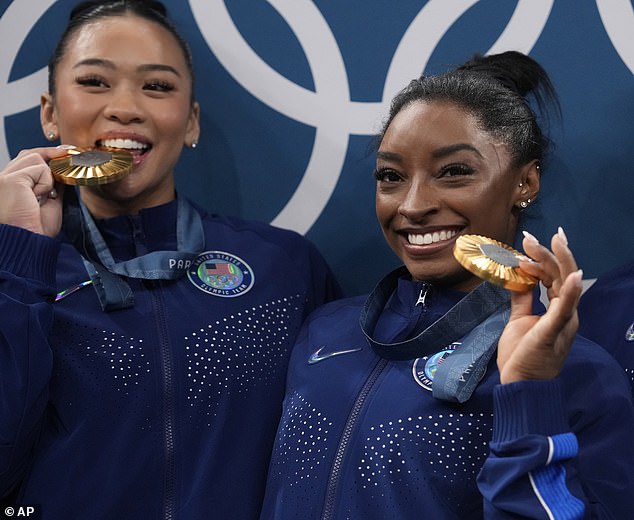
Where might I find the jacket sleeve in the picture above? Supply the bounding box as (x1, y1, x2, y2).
(0, 224, 58, 497)
(477, 363, 634, 519)
(578, 263, 634, 362)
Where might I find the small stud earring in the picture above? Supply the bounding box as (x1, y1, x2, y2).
(191, 141, 198, 149)
(47, 131, 57, 141)
(518, 183, 523, 188)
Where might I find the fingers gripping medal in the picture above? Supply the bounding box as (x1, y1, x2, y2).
(453, 234, 537, 292)
(49, 148, 133, 185)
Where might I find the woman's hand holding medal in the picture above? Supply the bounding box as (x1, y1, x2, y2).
(496, 229, 583, 384)
(0, 146, 71, 237)
(0, 146, 133, 237)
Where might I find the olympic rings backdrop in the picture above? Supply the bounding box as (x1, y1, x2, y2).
(1, 0, 633, 296)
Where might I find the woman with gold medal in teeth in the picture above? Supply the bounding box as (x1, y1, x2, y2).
(259, 52, 634, 519)
(0, 1, 340, 518)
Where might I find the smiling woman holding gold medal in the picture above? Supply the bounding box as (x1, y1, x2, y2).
(260, 52, 634, 519)
(0, 1, 340, 518)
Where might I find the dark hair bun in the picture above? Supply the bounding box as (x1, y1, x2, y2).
(457, 51, 548, 98)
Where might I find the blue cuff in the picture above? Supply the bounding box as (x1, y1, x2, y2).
(0, 224, 60, 287)
(493, 379, 569, 443)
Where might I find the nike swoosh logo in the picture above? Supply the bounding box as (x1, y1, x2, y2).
(308, 346, 363, 365)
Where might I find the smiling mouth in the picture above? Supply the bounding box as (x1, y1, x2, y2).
(97, 138, 151, 155)
(407, 229, 458, 245)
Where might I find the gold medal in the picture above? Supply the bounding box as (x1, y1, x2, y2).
(49, 148, 133, 185)
(453, 234, 537, 292)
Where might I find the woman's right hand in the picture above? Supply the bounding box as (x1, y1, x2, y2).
(0, 146, 73, 237)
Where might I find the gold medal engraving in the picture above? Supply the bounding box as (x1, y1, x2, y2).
(49, 148, 133, 185)
(453, 234, 537, 291)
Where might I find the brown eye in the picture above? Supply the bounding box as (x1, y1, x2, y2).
(440, 164, 474, 177)
(76, 75, 107, 88)
(143, 80, 174, 92)
(374, 169, 402, 182)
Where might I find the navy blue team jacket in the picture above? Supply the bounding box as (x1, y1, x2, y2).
(578, 260, 634, 394)
(0, 199, 340, 519)
(260, 276, 634, 519)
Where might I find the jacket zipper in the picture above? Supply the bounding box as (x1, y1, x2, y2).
(149, 281, 177, 520)
(321, 357, 389, 520)
(415, 283, 430, 308)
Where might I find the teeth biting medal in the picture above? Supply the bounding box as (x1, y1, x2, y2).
(49, 147, 133, 185)
(453, 234, 537, 291)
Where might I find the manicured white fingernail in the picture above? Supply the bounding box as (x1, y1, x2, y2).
(573, 269, 583, 287)
(557, 226, 568, 246)
(522, 230, 539, 245)
(56, 144, 76, 150)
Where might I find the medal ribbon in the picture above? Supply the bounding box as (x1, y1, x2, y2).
(360, 266, 510, 403)
(62, 188, 205, 310)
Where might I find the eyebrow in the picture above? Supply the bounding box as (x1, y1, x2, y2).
(431, 143, 483, 159)
(73, 58, 181, 77)
(377, 143, 484, 163)
(376, 151, 401, 162)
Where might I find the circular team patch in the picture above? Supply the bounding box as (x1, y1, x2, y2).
(187, 251, 254, 297)
(412, 342, 461, 391)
